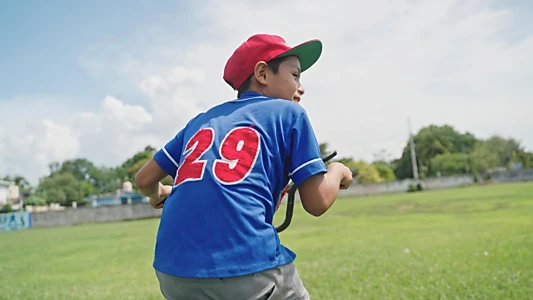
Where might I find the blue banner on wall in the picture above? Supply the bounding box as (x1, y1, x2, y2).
(0, 211, 32, 232)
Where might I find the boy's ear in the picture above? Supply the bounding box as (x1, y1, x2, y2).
(253, 61, 269, 86)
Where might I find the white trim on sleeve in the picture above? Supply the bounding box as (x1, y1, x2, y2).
(162, 147, 179, 168)
(289, 158, 322, 177)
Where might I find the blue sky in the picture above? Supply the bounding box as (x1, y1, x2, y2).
(1, 1, 197, 109)
(1, 0, 532, 185)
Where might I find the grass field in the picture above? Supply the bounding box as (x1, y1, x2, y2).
(1, 182, 533, 299)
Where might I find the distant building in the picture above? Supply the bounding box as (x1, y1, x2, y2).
(89, 181, 149, 207)
(0, 180, 9, 206)
(0, 180, 21, 210)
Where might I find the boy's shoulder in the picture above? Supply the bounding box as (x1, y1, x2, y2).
(182, 96, 310, 135)
(260, 98, 310, 125)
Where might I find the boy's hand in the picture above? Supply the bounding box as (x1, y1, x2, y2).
(149, 184, 173, 209)
(338, 164, 354, 189)
(327, 162, 353, 189)
(340, 170, 353, 189)
(299, 162, 354, 217)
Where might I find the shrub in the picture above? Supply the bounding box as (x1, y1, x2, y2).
(407, 183, 424, 193)
(0, 204, 13, 213)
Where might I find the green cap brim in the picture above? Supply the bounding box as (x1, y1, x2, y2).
(274, 39, 323, 73)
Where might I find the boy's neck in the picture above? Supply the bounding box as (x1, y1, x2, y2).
(239, 86, 266, 98)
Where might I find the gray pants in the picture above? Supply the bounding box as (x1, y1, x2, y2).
(155, 263, 310, 300)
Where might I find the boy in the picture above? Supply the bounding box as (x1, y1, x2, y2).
(135, 33, 353, 300)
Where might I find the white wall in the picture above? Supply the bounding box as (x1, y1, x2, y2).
(8, 185, 19, 199)
(337, 175, 475, 197)
(0, 187, 7, 206)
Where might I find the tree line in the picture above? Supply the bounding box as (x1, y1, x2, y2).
(2, 146, 173, 208)
(325, 125, 532, 183)
(2, 124, 531, 208)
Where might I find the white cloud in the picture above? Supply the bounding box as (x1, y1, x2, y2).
(0, 67, 207, 185)
(71, 96, 155, 168)
(36, 119, 80, 163)
(179, 0, 533, 161)
(138, 65, 206, 135)
(2, 0, 533, 185)
(0, 117, 79, 185)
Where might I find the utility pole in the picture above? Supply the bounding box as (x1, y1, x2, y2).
(408, 118, 419, 180)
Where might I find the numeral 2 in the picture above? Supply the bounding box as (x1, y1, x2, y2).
(174, 127, 261, 186)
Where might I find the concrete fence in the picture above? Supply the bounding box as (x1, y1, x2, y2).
(337, 174, 475, 197)
(490, 168, 533, 182)
(31, 203, 162, 228)
(23, 168, 533, 229)
(336, 168, 533, 198)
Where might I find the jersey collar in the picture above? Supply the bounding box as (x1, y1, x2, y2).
(238, 91, 265, 99)
(229, 91, 269, 103)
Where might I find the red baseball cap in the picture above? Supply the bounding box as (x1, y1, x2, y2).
(223, 34, 323, 91)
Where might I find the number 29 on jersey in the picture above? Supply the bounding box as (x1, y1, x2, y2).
(174, 126, 261, 186)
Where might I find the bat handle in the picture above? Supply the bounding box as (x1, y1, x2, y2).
(322, 150, 338, 163)
(275, 150, 338, 233)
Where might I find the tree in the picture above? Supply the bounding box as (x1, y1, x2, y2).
(119, 145, 176, 189)
(334, 157, 354, 165)
(518, 152, 533, 168)
(45, 158, 123, 196)
(1, 175, 32, 195)
(121, 145, 157, 184)
(89, 166, 123, 194)
(0, 204, 13, 213)
(37, 173, 85, 206)
(13, 176, 31, 192)
(44, 189, 66, 205)
(393, 125, 478, 179)
(430, 153, 467, 176)
(24, 193, 47, 206)
(80, 181, 95, 197)
(391, 124, 533, 179)
(391, 146, 415, 180)
(32, 144, 164, 204)
(344, 160, 383, 184)
(468, 141, 500, 174)
(53, 158, 95, 182)
(374, 163, 396, 181)
(48, 162, 62, 174)
(319, 142, 330, 157)
(483, 136, 523, 168)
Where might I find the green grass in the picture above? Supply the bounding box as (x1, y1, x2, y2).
(1, 182, 532, 299)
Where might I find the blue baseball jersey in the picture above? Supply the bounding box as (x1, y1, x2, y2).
(152, 91, 327, 278)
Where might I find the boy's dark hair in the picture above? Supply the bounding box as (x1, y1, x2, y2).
(237, 56, 288, 97)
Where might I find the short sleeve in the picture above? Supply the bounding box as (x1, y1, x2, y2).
(287, 111, 327, 185)
(154, 129, 185, 178)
